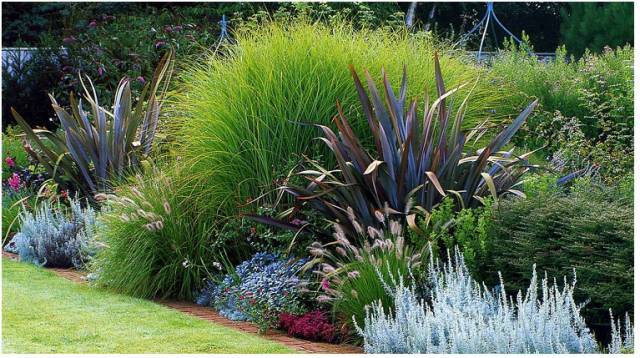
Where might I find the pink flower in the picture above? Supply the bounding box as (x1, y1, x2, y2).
(5, 156, 15, 167)
(62, 36, 76, 44)
(321, 278, 330, 291)
(97, 66, 105, 77)
(155, 40, 166, 49)
(88, 20, 97, 28)
(136, 76, 145, 84)
(8, 173, 21, 191)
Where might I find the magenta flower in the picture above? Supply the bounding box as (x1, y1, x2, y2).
(88, 20, 97, 28)
(155, 40, 166, 49)
(97, 65, 105, 77)
(321, 278, 330, 291)
(8, 173, 21, 191)
(5, 156, 15, 167)
(62, 36, 76, 44)
(136, 76, 145, 84)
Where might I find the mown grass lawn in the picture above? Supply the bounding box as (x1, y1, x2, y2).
(1, 258, 295, 354)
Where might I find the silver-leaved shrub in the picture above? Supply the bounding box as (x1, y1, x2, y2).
(357, 247, 633, 354)
(8, 197, 97, 269)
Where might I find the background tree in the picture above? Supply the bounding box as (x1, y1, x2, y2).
(560, 2, 633, 57)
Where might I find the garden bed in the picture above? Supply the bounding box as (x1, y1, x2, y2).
(1, 5, 634, 354)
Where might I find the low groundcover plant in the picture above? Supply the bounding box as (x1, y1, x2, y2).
(5, 196, 97, 269)
(198, 252, 309, 332)
(357, 247, 634, 354)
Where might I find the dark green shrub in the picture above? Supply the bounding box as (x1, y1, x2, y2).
(1, 48, 60, 131)
(408, 197, 493, 278)
(486, 178, 633, 332)
(560, 2, 633, 57)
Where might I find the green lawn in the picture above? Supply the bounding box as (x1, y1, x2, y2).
(1, 258, 295, 353)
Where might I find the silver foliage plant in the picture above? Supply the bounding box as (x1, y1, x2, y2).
(609, 311, 635, 354)
(356, 247, 634, 354)
(10, 197, 97, 269)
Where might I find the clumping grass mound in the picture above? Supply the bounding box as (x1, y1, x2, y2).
(92, 166, 219, 300)
(172, 21, 514, 218)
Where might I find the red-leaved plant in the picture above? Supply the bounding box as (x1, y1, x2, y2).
(279, 310, 337, 343)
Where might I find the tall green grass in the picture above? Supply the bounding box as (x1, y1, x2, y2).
(92, 166, 219, 300)
(171, 21, 515, 218)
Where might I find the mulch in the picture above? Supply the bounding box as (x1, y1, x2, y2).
(2, 251, 363, 354)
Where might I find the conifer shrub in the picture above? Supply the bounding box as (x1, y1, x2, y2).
(486, 178, 633, 333)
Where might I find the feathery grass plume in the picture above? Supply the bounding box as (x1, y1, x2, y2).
(171, 20, 515, 221)
(304, 213, 427, 332)
(355, 246, 627, 354)
(91, 166, 218, 300)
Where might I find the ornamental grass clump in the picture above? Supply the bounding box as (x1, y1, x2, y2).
(306, 211, 424, 331)
(92, 166, 218, 300)
(357, 247, 633, 354)
(8, 196, 97, 269)
(173, 20, 513, 219)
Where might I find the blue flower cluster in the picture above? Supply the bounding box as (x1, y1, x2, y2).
(196, 252, 308, 326)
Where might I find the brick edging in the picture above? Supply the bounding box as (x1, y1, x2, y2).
(2, 251, 363, 354)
